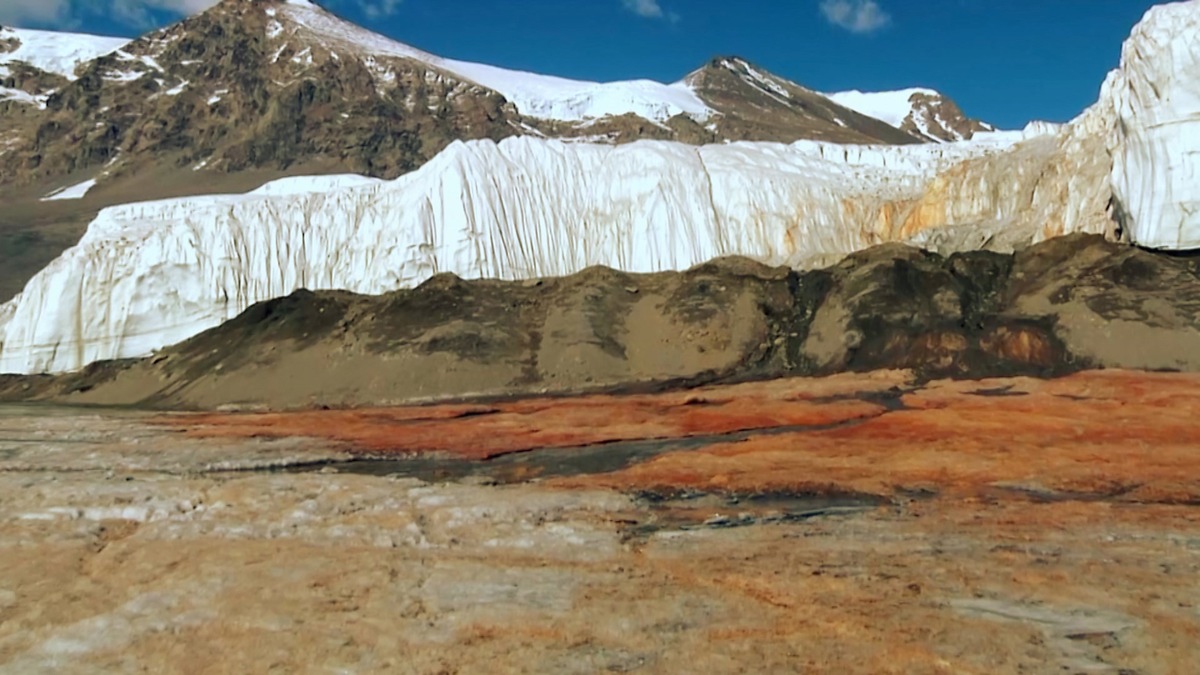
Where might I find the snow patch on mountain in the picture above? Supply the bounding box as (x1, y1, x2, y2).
(0, 27, 128, 80)
(826, 89, 938, 129)
(41, 178, 98, 201)
(0, 86, 47, 108)
(275, 0, 712, 123)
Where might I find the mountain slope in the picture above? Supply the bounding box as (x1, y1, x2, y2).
(0, 26, 128, 107)
(685, 58, 920, 145)
(4, 0, 521, 189)
(0, 0, 924, 197)
(14, 0, 1200, 376)
(828, 88, 996, 142)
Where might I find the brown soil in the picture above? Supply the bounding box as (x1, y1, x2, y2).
(168, 371, 906, 460)
(2, 369, 1198, 673)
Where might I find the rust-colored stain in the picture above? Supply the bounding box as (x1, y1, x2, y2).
(557, 370, 1200, 501)
(163, 372, 906, 460)
(164, 369, 1200, 503)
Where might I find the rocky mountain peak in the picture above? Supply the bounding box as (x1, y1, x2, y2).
(685, 56, 922, 145)
(827, 88, 997, 143)
(3, 0, 517, 191)
(901, 90, 994, 142)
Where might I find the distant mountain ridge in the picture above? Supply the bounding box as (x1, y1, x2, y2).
(0, 26, 128, 108)
(0, 0, 1001, 202)
(0, 0, 999, 304)
(827, 88, 996, 142)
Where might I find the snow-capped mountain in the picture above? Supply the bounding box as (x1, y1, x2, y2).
(684, 57, 917, 145)
(0, 0, 925, 199)
(828, 88, 996, 142)
(270, 0, 711, 125)
(0, 26, 127, 107)
(0, 26, 128, 79)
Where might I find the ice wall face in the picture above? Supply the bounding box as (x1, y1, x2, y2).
(1104, 0, 1200, 249)
(0, 131, 1107, 375)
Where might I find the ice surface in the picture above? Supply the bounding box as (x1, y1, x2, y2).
(1102, 0, 1200, 249)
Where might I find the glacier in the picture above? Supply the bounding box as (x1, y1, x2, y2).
(0, 130, 1109, 375)
(2, 0, 1200, 375)
(1102, 0, 1200, 249)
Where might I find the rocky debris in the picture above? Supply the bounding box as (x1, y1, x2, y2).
(5, 234, 1199, 410)
(1, 372, 1200, 672)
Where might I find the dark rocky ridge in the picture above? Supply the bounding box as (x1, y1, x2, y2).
(4, 234, 1199, 410)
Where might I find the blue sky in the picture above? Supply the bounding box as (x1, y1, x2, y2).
(3, 0, 1161, 129)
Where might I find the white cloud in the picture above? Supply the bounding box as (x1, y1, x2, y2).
(356, 0, 403, 20)
(622, 0, 677, 22)
(0, 0, 72, 26)
(820, 0, 890, 34)
(623, 0, 663, 18)
(0, 0, 219, 29)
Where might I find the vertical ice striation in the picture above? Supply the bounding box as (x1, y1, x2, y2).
(0, 134, 1108, 375)
(1104, 0, 1200, 249)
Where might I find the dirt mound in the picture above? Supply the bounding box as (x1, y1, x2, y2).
(5, 235, 1199, 410)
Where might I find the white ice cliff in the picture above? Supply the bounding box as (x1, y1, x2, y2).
(1102, 0, 1200, 249)
(0, 131, 1106, 374)
(1, 0, 1198, 374)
